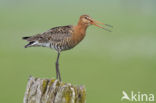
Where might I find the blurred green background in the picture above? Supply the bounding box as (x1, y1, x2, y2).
(0, 0, 156, 103)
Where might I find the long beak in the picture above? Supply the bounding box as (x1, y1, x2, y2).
(91, 19, 113, 32)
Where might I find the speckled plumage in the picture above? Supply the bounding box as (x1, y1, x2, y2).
(23, 25, 76, 52)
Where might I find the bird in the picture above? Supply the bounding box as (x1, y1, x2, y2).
(22, 14, 112, 81)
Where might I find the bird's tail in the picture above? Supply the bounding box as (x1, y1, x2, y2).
(24, 41, 35, 48)
(22, 36, 31, 40)
(22, 36, 35, 48)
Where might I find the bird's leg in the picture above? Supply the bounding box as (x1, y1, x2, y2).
(56, 52, 61, 81)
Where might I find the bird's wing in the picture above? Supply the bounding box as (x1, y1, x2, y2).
(26, 25, 73, 43)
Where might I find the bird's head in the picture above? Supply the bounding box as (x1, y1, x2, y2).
(79, 14, 113, 32)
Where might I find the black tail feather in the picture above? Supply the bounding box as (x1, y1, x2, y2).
(24, 41, 35, 48)
(22, 36, 31, 40)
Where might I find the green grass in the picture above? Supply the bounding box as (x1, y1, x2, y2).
(0, 0, 156, 103)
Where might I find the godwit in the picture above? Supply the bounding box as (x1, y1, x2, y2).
(22, 15, 112, 81)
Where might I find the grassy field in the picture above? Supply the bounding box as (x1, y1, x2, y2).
(0, 0, 156, 103)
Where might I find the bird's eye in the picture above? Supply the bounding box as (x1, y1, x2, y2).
(85, 17, 88, 19)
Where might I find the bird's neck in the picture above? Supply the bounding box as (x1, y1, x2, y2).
(71, 20, 88, 46)
(76, 20, 89, 34)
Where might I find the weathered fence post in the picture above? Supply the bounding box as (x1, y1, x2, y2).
(23, 76, 86, 103)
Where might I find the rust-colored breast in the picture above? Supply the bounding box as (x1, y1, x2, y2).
(68, 25, 87, 48)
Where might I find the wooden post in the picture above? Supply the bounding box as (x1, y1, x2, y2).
(23, 76, 86, 103)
